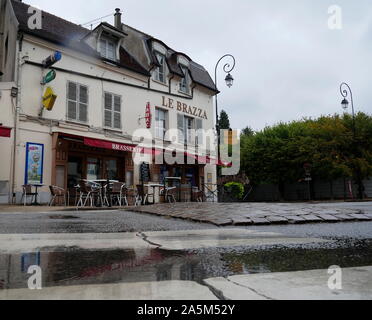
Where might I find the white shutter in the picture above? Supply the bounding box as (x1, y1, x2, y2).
(104, 93, 112, 127)
(78, 85, 88, 122)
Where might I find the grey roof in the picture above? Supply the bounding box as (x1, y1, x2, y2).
(11, 0, 217, 92)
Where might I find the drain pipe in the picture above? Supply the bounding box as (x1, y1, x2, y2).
(10, 34, 24, 204)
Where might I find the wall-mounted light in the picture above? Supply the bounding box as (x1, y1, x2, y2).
(11, 87, 18, 97)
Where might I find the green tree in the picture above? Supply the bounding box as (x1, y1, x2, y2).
(219, 110, 230, 130)
(240, 113, 372, 200)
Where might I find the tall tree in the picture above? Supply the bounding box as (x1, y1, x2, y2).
(219, 110, 230, 130)
(241, 126, 254, 137)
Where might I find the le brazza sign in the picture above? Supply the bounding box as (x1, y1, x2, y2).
(160, 96, 208, 120)
(83, 137, 160, 155)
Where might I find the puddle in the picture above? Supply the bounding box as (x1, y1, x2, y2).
(49, 215, 80, 220)
(1, 240, 372, 290)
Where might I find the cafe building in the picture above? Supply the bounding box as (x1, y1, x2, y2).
(0, 0, 218, 204)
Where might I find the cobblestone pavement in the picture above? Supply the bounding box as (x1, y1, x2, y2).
(129, 202, 372, 226)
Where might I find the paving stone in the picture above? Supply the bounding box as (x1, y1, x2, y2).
(266, 216, 289, 224)
(315, 214, 341, 222)
(209, 219, 233, 226)
(284, 216, 307, 224)
(302, 215, 324, 223)
(232, 218, 253, 226)
(250, 217, 271, 225)
(332, 214, 357, 221)
(348, 214, 372, 221)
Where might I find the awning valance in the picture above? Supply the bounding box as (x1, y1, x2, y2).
(83, 137, 161, 155)
(0, 126, 11, 138)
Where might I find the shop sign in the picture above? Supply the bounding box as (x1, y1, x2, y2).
(25, 143, 44, 185)
(145, 102, 152, 129)
(160, 96, 208, 120)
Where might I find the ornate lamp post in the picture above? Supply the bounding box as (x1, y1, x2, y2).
(340, 82, 356, 138)
(340, 82, 363, 199)
(214, 54, 236, 178)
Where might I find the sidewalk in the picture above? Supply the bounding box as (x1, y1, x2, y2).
(129, 202, 372, 226)
(0, 205, 123, 213)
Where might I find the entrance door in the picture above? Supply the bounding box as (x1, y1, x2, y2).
(103, 158, 118, 181)
(67, 156, 83, 188)
(87, 157, 101, 181)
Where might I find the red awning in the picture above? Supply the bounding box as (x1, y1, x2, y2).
(0, 126, 11, 138)
(84, 137, 161, 155)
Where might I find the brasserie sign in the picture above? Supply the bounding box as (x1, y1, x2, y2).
(160, 96, 208, 120)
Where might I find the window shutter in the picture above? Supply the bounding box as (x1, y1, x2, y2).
(114, 96, 121, 112)
(104, 93, 112, 127)
(79, 103, 87, 122)
(177, 114, 184, 143)
(113, 112, 121, 129)
(79, 86, 88, 104)
(68, 82, 77, 101)
(67, 101, 77, 120)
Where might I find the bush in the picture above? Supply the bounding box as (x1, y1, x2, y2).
(224, 182, 245, 200)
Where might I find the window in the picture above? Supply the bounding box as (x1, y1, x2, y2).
(100, 38, 116, 61)
(177, 114, 195, 144)
(196, 119, 203, 145)
(154, 52, 166, 83)
(155, 108, 167, 140)
(67, 82, 88, 123)
(104, 92, 121, 129)
(179, 65, 189, 94)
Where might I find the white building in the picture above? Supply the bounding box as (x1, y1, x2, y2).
(0, 0, 218, 204)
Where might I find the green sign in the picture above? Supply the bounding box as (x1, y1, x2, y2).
(41, 69, 56, 85)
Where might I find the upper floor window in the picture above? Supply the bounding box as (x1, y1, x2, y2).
(104, 92, 121, 129)
(155, 108, 168, 140)
(67, 81, 88, 123)
(179, 65, 189, 94)
(100, 38, 116, 61)
(178, 114, 195, 144)
(154, 52, 166, 83)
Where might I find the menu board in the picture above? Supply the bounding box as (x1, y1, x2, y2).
(140, 162, 151, 183)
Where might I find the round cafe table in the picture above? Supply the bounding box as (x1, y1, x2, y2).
(30, 184, 44, 206)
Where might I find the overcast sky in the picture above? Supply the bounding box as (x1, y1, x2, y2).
(29, 0, 372, 131)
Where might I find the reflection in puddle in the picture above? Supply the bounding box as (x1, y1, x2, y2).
(1, 240, 372, 290)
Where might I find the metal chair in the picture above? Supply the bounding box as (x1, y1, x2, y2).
(160, 187, 177, 203)
(77, 181, 101, 207)
(21, 185, 37, 206)
(104, 182, 128, 206)
(49, 186, 69, 206)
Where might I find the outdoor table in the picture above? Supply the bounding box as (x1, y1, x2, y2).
(144, 184, 165, 205)
(86, 179, 119, 207)
(30, 184, 44, 206)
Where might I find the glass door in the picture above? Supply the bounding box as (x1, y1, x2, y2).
(87, 158, 101, 181)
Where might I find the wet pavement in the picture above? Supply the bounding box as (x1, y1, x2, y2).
(130, 202, 372, 226)
(0, 202, 371, 299)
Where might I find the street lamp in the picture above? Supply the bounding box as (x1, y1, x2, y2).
(340, 82, 356, 137)
(214, 54, 236, 178)
(340, 82, 363, 199)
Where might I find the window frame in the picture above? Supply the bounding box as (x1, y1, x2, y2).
(179, 65, 190, 94)
(66, 81, 89, 124)
(100, 37, 117, 61)
(103, 91, 122, 130)
(155, 107, 168, 140)
(154, 52, 166, 83)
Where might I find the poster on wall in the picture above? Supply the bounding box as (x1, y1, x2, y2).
(25, 143, 44, 185)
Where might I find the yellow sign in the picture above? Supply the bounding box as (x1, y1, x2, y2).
(42, 87, 57, 111)
(223, 130, 238, 145)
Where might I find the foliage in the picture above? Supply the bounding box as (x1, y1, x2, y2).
(241, 113, 372, 192)
(224, 182, 245, 200)
(219, 110, 231, 130)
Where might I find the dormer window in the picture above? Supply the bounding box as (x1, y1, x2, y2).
(100, 38, 116, 61)
(154, 52, 166, 83)
(179, 65, 190, 94)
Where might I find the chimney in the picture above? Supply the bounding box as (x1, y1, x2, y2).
(114, 8, 122, 29)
